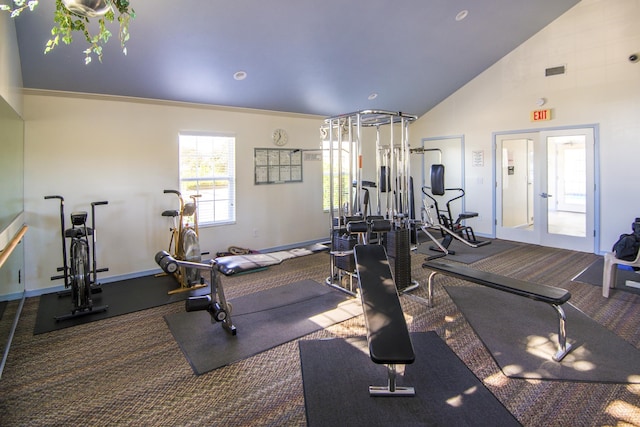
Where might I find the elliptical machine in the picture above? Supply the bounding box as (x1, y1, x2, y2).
(155, 189, 207, 294)
(45, 195, 109, 321)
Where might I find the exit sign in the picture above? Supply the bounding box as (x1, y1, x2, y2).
(531, 109, 552, 122)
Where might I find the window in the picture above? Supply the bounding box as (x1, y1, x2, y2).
(179, 133, 235, 226)
(322, 139, 352, 212)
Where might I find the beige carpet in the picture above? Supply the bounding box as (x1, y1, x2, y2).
(1, 246, 640, 426)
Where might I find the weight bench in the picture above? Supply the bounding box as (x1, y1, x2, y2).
(422, 260, 573, 362)
(354, 244, 415, 396)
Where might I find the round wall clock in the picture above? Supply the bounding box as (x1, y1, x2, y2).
(272, 128, 288, 146)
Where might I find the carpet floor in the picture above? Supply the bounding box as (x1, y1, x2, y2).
(1, 247, 639, 426)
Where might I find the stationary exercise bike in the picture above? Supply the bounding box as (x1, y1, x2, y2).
(45, 195, 109, 321)
(155, 189, 207, 295)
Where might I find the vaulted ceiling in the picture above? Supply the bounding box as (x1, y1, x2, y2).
(13, 0, 580, 117)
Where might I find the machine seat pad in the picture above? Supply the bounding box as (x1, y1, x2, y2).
(162, 210, 179, 217)
(423, 261, 571, 305)
(458, 212, 478, 219)
(354, 244, 415, 365)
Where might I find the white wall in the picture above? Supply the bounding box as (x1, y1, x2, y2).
(24, 92, 328, 292)
(410, 0, 640, 252)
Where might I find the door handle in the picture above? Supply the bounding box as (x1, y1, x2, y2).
(540, 192, 553, 198)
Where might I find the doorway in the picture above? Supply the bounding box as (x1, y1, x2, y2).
(494, 127, 597, 252)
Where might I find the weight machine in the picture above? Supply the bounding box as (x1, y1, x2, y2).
(162, 254, 236, 335)
(421, 163, 490, 254)
(323, 110, 418, 294)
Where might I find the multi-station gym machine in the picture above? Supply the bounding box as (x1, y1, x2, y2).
(323, 110, 418, 295)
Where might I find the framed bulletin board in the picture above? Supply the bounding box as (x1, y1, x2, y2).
(254, 148, 303, 184)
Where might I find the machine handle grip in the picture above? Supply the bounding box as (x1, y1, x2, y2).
(44, 195, 64, 201)
(164, 189, 181, 196)
(91, 201, 109, 206)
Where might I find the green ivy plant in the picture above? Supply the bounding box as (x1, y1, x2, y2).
(1, 0, 135, 64)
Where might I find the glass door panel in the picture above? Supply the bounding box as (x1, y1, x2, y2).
(546, 135, 586, 238)
(496, 128, 595, 252)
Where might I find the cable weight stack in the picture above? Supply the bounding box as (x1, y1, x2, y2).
(385, 228, 412, 291)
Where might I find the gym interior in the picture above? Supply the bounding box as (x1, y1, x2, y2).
(1, 1, 640, 425)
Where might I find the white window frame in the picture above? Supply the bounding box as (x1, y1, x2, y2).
(179, 132, 236, 226)
(322, 139, 352, 212)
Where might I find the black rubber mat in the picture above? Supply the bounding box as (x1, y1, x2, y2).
(572, 257, 640, 296)
(165, 279, 361, 375)
(34, 274, 209, 335)
(300, 332, 521, 427)
(445, 285, 640, 383)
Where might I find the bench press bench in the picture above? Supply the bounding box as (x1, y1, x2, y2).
(422, 260, 573, 362)
(354, 244, 415, 396)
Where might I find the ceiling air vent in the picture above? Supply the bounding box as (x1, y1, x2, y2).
(545, 65, 566, 76)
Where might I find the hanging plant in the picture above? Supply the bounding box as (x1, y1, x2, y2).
(1, 0, 135, 64)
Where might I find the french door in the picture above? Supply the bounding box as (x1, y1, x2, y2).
(495, 128, 595, 252)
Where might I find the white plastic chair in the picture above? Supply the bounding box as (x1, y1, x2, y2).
(602, 250, 640, 297)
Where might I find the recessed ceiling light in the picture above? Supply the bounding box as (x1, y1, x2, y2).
(368, 92, 378, 100)
(455, 10, 468, 21)
(233, 71, 247, 81)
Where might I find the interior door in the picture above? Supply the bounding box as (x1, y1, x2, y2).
(495, 128, 595, 252)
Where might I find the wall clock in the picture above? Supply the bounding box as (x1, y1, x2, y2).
(272, 128, 288, 146)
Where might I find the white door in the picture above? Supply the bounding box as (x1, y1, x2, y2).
(495, 128, 595, 252)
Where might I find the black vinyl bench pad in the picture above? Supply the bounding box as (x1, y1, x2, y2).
(423, 261, 570, 305)
(354, 244, 415, 396)
(422, 260, 573, 362)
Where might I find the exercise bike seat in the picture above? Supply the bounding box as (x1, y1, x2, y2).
(65, 227, 93, 238)
(162, 209, 179, 217)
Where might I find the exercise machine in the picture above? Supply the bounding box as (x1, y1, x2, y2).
(159, 254, 236, 335)
(155, 189, 207, 294)
(323, 110, 418, 294)
(421, 163, 490, 254)
(184, 260, 236, 335)
(45, 195, 109, 321)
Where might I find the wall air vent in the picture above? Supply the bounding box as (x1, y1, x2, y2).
(545, 65, 566, 76)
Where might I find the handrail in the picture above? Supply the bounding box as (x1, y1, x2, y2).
(0, 225, 28, 270)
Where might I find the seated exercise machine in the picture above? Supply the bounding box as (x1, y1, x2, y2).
(348, 219, 416, 396)
(45, 195, 109, 321)
(163, 254, 237, 335)
(155, 190, 208, 295)
(421, 164, 490, 255)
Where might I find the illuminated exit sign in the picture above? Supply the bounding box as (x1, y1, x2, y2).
(531, 109, 552, 122)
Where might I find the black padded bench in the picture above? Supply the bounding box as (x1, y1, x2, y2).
(354, 244, 415, 396)
(422, 260, 573, 362)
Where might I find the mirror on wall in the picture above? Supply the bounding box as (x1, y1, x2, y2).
(0, 95, 25, 378)
(0, 96, 24, 233)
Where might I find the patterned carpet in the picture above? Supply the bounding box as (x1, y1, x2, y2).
(1, 242, 639, 426)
